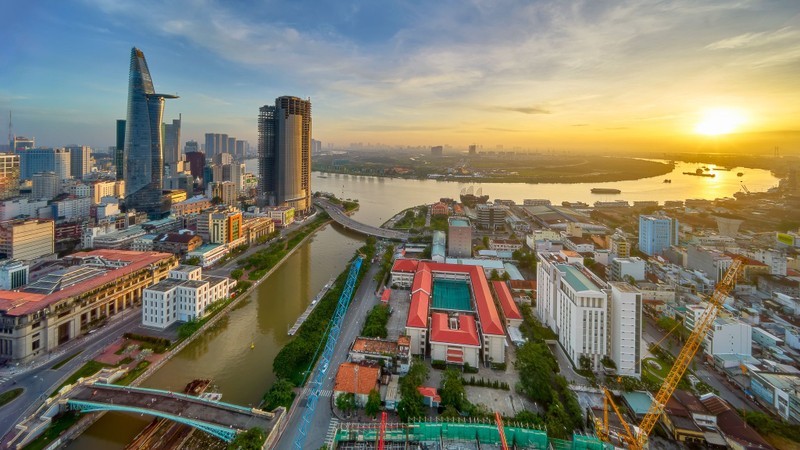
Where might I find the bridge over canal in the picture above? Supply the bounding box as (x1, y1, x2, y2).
(315, 198, 410, 241)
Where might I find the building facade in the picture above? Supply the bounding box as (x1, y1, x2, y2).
(66, 145, 92, 179)
(142, 265, 230, 330)
(123, 47, 178, 218)
(609, 282, 642, 377)
(639, 215, 679, 256)
(162, 116, 181, 167)
(258, 96, 312, 213)
(0, 219, 54, 261)
(448, 218, 472, 258)
(0, 153, 20, 200)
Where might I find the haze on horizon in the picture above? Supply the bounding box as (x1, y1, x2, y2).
(1, 0, 799, 154)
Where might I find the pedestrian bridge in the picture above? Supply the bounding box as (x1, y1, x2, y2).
(3, 370, 284, 449)
(316, 198, 410, 241)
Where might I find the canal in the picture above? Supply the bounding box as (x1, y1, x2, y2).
(67, 226, 364, 449)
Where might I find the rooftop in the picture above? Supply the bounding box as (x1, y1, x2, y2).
(449, 218, 469, 228)
(333, 363, 380, 396)
(492, 281, 522, 321)
(429, 313, 480, 347)
(556, 264, 602, 293)
(621, 391, 654, 416)
(352, 337, 399, 355)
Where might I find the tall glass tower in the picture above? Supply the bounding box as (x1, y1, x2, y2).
(258, 96, 312, 213)
(123, 47, 177, 218)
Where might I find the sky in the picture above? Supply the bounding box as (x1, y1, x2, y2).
(1, 0, 799, 153)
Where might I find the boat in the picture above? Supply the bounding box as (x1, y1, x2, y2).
(737, 172, 744, 177)
(663, 179, 672, 183)
(683, 169, 715, 178)
(250, 342, 255, 349)
(591, 188, 621, 194)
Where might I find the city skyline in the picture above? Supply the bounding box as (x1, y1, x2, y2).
(1, 1, 799, 153)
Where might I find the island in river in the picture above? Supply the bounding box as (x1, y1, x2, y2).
(312, 151, 674, 184)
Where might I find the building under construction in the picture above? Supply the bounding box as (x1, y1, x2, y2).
(329, 419, 610, 450)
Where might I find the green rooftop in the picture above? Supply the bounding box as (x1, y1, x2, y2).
(556, 264, 601, 292)
(449, 218, 469, 227)
(432, 279, 472, 311)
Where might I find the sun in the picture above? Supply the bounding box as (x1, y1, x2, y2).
(694, 108, 746, 135)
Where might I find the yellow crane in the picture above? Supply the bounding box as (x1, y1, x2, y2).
(598, 259, 741, 450)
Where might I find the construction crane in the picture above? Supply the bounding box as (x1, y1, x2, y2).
(495, 411, 509, 450)
(598, 259, 742, 450)
(740, 182, 751, 195)
(378, 411, 387, 450)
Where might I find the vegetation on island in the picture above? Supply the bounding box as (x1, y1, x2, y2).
(0, 387, 23, 407)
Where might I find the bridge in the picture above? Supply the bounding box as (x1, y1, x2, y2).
(316, 198, 410, 241)
(3, 370, 284, 449)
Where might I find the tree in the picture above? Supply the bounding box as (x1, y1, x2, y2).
(263, 378, 295, 410)
(227, 427, 266, 450)
(439, 369, 467, 411)
(579, 355, 592, 373)
(482, 235, 490, 248)
(545, 399, 572, 440)
(501, 271, 511, 281)
(185, 256, 201, 266)
(231, 268, 244, 280)
(515, 342, 557, 406)
(490, 269, 500, 281)
(362, 305, 390, 338)
(397, 360, 428, 422)
(365, 389, 381, 416)
(441, 405, 460, 419)
(336, 392, 356, 413)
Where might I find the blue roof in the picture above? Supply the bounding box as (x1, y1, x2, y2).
(503, 263, 523, 280)
(622, 391, 653, 415)
(449, 218, 469, 227)
(556, 264, 601, 292)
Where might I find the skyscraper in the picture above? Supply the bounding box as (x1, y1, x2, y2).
(123, 47, 178, 218)
(66, 145, 92, 179)
(258, 96, 311, 213)
(116, 119, 125, 179)
(19, 148, 70, 180)
(0, 153, 20, 200)
(163, 115, 181, 166)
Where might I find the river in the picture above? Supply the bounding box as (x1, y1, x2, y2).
(67, 158, 777, 448)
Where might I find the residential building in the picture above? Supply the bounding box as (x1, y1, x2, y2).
(123, 47, 177, 218)
(609, 233, 630, 259)
(197, 207, 243, 245)
(0, 153, 20, 199)
(476, 203, 506, 230)
(0, 250, 176, 362)
(51, 197, 91, 221)
(0, 219, 54, 260)
(537, 251, 608, 370)
(91, 180, 118, 204)
(609, 282, 642, 377)
(349, 336, 410, 374)
(170, 195, 211, 217)
(333, 362, 381, 407)
(257, 96, 312, 213)
(31, 172, 59, 200)
(0, 260, 29, 290)
(488, 239, 523, 252)
(700, 394, 775, 450)
(11, 136, 35, 153)
(66, 145, 92, 179)
(687, 245, 733, 283)
(447, 217, 471, 258)
(638, 214, 679, 256)
(206, 181, 237, 207)
(0, 198, 47, 221)
(142, 265, 230, 330)
(706, 318, 752, 356)
(610, 257, 646, 282)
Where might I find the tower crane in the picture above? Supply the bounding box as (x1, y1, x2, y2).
(597, 259, 742, 450)
(495, 411, 509, 450)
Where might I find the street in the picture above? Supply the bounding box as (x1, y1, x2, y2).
(275, 252, 383, 449)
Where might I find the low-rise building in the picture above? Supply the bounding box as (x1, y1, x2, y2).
(706, 318, 752, 357)
(489, 239, 523, 252)
(0, 260, 29, 290)
(749, 371, 800, 423)
(142, 265, 231, 330)
(152, 232, 203, 256)
(265, 206, 295, 227)
(0, 250, 176, 362)
(242, 216, 274, 245)
(431, 202, 449, 216)
(349, 336, 410, 374)
(333, 362, 381, 407)
(171, 195, 212, 217)
(492, 281, 522, 329)
(0, 218, 54, 261)
(186, 243, 228, 268)
(610, 257, 646, 282)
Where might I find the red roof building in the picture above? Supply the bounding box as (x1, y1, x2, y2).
(431, 202, 449, 217)
(333, 362, 381, 407)
(429, 313, 480, 346)
(492, 281, 522, 327)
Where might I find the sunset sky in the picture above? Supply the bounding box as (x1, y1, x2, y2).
(1, 0, 799, 152)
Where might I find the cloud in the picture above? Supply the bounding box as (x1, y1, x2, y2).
(705, 27, 797, 50)
(501, 106, 551, 115)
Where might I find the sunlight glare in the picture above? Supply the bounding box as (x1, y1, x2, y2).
(694, 108, 746, 135)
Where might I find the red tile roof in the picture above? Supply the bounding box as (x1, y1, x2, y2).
(417, 386, 441, 403)
(411, 268, 432, 294)
(700, 395, 774, 450)
(492, 281, 522, 321)
(333, 363, 380, 396)
(429, 312, 480, 346)
(391, 259, 419, 273)
(407, 291, 430, 329)
(381, 289, 391, 302)
(0, 250, 174, 317)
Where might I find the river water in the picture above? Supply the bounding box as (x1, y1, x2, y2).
(67, 158, 777, 448)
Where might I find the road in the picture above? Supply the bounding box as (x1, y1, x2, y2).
(275, 251, 383, 449)
(546, 340, 589, 385)
(316, 198, 410, 241)
(0, 310, 143, 439)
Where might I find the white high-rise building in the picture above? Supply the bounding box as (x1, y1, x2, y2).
(706, 318, 752, 356)
(537, 251, 608, 370)
(609, 282, 642, 378)
(31, 172, 59, 200)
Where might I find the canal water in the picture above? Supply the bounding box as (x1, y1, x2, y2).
(67, 159, 777, 448)
(67, 226, 363, 449)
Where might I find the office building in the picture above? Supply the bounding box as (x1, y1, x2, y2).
(235, 140, 248, 160)
(609, 282, 642, 377)
(0, 249, 176, 362)
(184, 150, 205, 180)
(264, 206, 295, 227)
(537, 251, 608, 370)
(66, 145, 92, 179)
(431, 145, 443, 156)
(204, 133, 231, 158)
(448, 217, 472, 258)
(31, 172, 59, 200)
(123, 47, 178, 218)
(162, 115, 181, 166)
(311, 139, 322, 154)
(19, 147, 71, 181)
(184, 140, 199, 155)
(142, 265, 230, 330)
(258, 96, 312, 213)
(196, 206, 243, 245)
(0, 260, 29, 290)
(116, 119, 126, 179)
(476, 203, 507, 230)
(0, 153, 20, 200)
(639, 215, 679, 256)
(11, 136, 35, 153)
(468, 144, 477, 155)
(0, 219, 54, 261)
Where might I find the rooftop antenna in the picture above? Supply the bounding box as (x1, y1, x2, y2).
(8, 111, 13, 148)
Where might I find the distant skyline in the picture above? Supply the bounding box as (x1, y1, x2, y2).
(1, 0, 799, 153)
